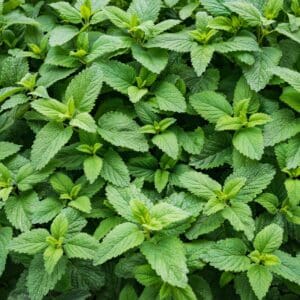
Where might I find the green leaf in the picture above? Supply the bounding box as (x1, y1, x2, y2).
(119, 284, 138, 300)
(87, 35, 132, 63)
(186, 213, 224, 239)
(270, 250, 300, 284)
(98, 112, 148, 152)
(191, 44, 214, 77)
(233, 127, 264, 160)
(190, 132, 232, 169)
(96, 60, 136, 94)
(128, 0, 161, 22)
(140, 236, 188, 287)
(179, 170, 221, 200)
(0, 141, 21, 160)
(224, 1, 262, 26)
(5, 191, 38, 232)
(31, 99, 67, 121)
(264, 109, 300, 146)
(101, 148, 130, 187)
(50, 2, 82, 24)
(190, 91, 232, 123)
(152, 131, 179, 159)
(214, 36, 259, 53)
(84, 155, 103, 184)
(243, 47, 282, 92)
(94, 216, 123, 240)
(64, 233, 98, 259)
(254, 224, 283, 253)
(146, 32, 195, 53)
(49, 25, 78, 46)
(198, 238, 251, 272)
(247, 265, 273, 300)
(69, 196, 91, 213)
(228, 163, 275, 203)
(65, 65, 103, 113)
(9, 229, 49, 254)
(94, 222, 144, 265)
(27, 254, 67, 300)
(31, 122, 73, 170)
(154, 169, 169, 192)
(50, 213, 68, 238)
(272, 66, 300, 93)
(70, 112, 97, 133)
(132, 45, 168, 74)
(280, 86, 300, 112)
(43, 246, 63, 274)
(222, 202, 255, 240)
(0, 57, 28, 87)
(255, 193, 278, 214)
(154, 81, 186, 113)
(0, 227, 12, 276)
(32, 197, 64, 224)
(150, 202, 190, 227)
(128, 86, 148, 103)
(103, 6, 131, 29)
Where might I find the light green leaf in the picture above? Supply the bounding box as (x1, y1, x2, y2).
(31, 99, 67, 121)
(5, 191, 38, 232)
(50, 2, 82, 24)
(152, 131, 179, 159)
(96, 60, 136, 94)
(154, 169, 169, 192)
(146, 32, 195, 53)
(98, 112, 148, 152)
(49, 25, 78, 46)
(270, 250, 300, 284)
(84, 155, 103, 184)
(128, 0, 162, 22)
(0, 227, 12, 276)
(132, 45, 168, 74)
(243, 47, 282, 92)
(128, 86, 148, 103)
(233, 127, 264, 160)
(191, 44, 214, 77)
(225, 1, 262, 26)
(0, 142, 21, 160)
(150, 202, 190, 227)
(198, 238, 251, 272)
(247, 265, 273, 300)
(69, 196, 91, 213)
(27, 254, 67, 300)
(64, 233, 98, 259)
(179, 170, 221, 199)
(32, 197, 64, 224)
(141, 236, 188, 287)
(154, 81, 186, 113)
(9, 229, 49, 254)
(264, 109, 300, 146)
(254, 224, 283, 253)
(190, 91, 232, 123)
(272, 66, 300, 93)
(31, 122, 73, 170)
(43, 246, 63, 274)
(87, 35, 132, 63)
(65, 65, 103, 113)
(70, 112, 97, 133)
(94, 222, 144, 265)
(222, 202, 255, 240)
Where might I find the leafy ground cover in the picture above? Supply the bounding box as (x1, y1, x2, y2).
(0, 0, 300, 299)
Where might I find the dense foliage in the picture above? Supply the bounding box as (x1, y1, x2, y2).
(0, 0, 299, 299)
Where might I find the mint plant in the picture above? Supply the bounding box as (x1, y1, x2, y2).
(0, 0, 300, 299)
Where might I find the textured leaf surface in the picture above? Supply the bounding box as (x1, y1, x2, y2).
(94, 222, 144, 265)
(141, 236, 188, 287)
